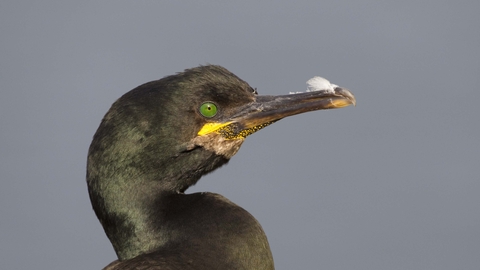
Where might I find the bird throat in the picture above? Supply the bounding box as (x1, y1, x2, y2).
(190, 121, 276, 158)
(189, 132, 245, 159)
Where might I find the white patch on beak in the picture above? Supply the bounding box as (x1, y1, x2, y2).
(306, 76, 337, 93)
(289, 76, 338, 94)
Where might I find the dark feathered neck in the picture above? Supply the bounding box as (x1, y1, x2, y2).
(87, 132, 230, 259)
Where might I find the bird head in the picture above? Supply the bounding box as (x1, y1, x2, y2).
(87, 65, 355, 194)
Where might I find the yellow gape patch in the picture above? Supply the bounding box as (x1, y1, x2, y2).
(198, 121, 276, 140)
(197, 122, 233, 136)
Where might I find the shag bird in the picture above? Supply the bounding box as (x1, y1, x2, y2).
(87, 65, 355, 269)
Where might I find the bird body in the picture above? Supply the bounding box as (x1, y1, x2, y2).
(102, 192, 273, 269)
(87, 65, 355, 269)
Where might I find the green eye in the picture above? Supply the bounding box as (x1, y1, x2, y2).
(199, 102, 218, 118)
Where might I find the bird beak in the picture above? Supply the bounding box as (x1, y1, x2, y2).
(198, 87, 355, 140)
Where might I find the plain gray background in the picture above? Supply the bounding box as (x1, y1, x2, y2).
(1, 1, 479, 269)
